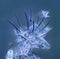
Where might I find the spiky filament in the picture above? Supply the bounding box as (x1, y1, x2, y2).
(6, 10, 51, 59)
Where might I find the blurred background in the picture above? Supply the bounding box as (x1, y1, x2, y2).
(0, 0, 60, 59)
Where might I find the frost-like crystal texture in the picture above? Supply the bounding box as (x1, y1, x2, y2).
(6, 10, 52, 59)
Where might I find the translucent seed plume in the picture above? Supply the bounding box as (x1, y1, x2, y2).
(6, 10, 52, 59)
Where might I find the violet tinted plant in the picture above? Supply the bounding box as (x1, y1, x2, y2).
(6, 10, 52, 59)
